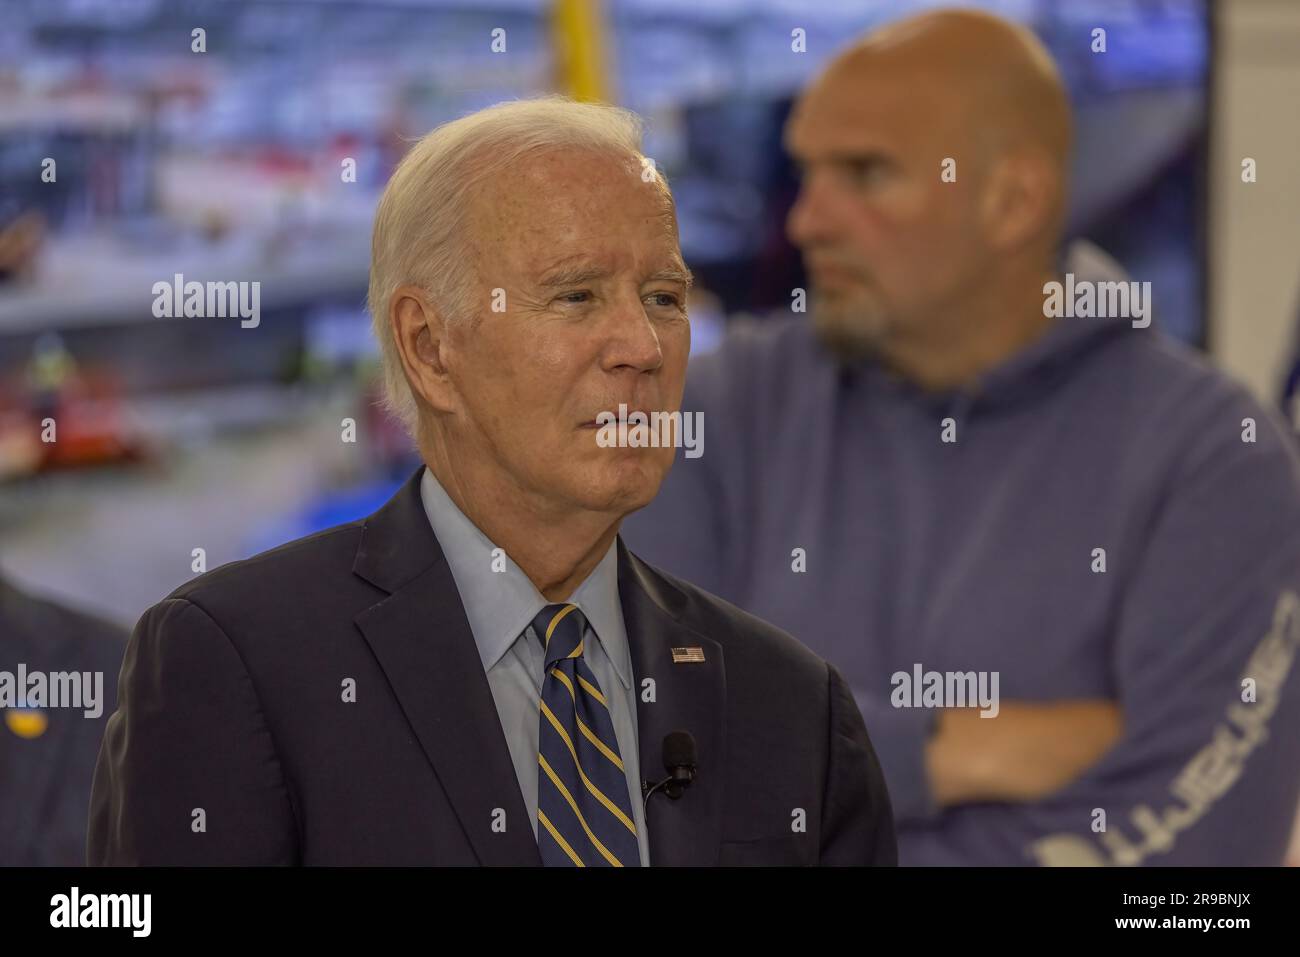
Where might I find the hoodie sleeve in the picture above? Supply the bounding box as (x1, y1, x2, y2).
(902, 391, 1300, 866)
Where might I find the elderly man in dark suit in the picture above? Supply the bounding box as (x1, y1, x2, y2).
(87, 96, 896, 866)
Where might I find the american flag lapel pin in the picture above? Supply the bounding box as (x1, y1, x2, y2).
(671, 646, 706, 663)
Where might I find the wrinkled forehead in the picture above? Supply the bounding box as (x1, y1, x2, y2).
(468, 147, 682, 277)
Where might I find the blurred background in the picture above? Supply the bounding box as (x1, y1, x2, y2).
(0, 0, 1298, 861)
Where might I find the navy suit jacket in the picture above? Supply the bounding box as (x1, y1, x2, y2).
(88, 469, 896, 865)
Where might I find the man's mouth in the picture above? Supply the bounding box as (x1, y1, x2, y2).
(579, 408, 655, 429)
(811, 264, 860, 284)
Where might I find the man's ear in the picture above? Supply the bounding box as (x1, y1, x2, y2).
(979, 149, 1056, 253)
(390, 285, 459, 415)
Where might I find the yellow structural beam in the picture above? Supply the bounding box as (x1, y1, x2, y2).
(551, 0, 612, 103)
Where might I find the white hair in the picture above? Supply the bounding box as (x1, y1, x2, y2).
(367, 94, 662, 435)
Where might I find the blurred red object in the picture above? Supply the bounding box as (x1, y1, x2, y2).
(0, 350, 147, 479)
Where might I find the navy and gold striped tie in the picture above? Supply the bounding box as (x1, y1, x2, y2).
(532, 603, 641, 867)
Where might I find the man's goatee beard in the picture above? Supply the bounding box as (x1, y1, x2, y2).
(811, 306, 888, 366)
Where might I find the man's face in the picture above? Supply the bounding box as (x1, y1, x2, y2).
(442, 148, 691, 519)
(784, 64, 991, 360)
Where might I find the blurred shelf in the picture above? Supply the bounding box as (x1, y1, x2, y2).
(0, 228, 370, 334)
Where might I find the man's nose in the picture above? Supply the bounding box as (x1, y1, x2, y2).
(787, 171, 839, 250)
(605, 295, 666, 374)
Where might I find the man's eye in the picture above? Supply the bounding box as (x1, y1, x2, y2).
(646, 292, 682, 309)
(845, 161, 888, 187)
(557, 291, 591, 304)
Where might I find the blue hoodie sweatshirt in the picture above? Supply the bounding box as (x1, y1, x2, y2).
(622, 242, 1300, 865)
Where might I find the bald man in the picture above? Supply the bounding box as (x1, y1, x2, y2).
(624, 9, 1300, 865)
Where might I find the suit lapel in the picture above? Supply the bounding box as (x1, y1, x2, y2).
(352, 469, 540, 866)
(618, 539, 726, 866)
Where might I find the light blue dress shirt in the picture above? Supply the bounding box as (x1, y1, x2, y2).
(418, 467, 650, 865)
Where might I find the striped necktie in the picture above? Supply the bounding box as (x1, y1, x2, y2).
(532, 603, 641, 867)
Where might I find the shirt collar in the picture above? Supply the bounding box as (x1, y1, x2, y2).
(418, 467, 631, 688)
(565, 537, 629, 687)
